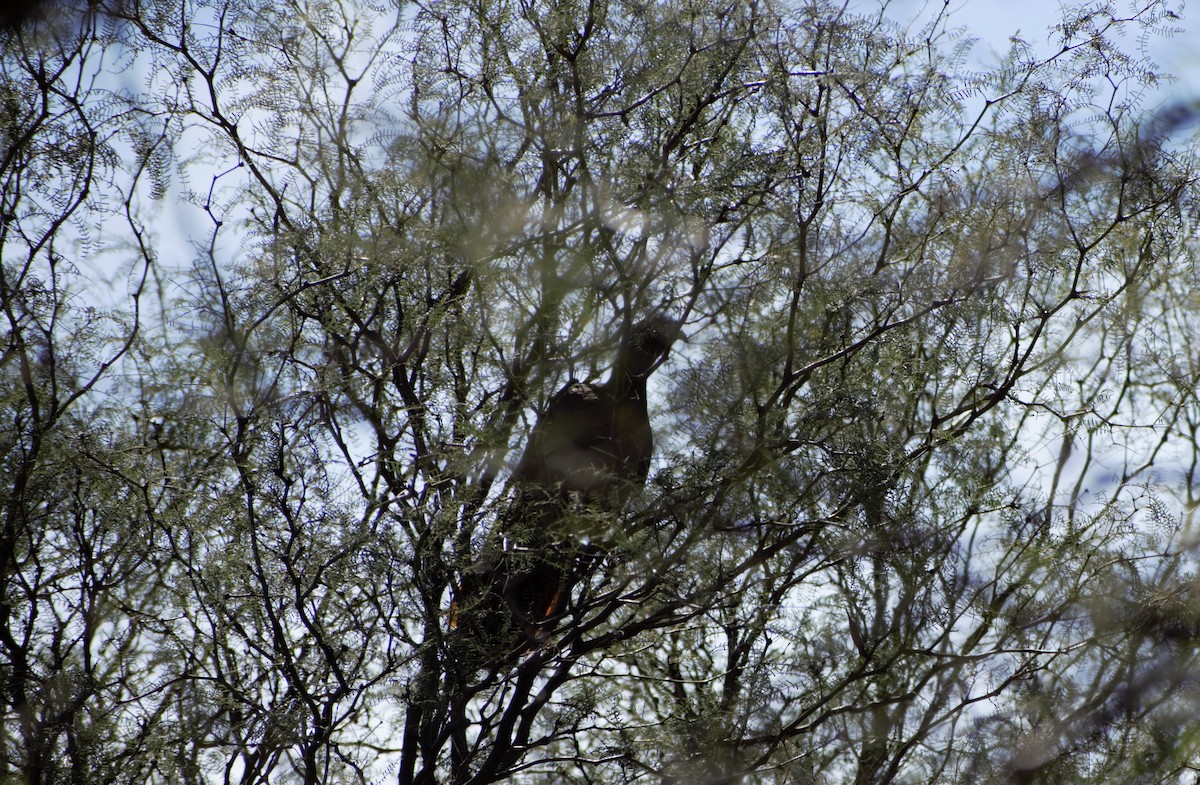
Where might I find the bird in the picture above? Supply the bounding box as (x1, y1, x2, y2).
(453, 314, 681, 653)
(510, 313, 681, 527)
(1, 0, 53, 30)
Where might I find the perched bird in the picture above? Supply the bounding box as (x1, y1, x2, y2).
(511, 313, 681, 526)
(454, 314, 680, 653)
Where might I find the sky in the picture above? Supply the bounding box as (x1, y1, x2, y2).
(881, 0, 1198, 504)
(889, 0, 1197, 105)
(82, 0, 1200, 358)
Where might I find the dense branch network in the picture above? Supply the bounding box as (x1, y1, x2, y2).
(453, 315, 681, 656)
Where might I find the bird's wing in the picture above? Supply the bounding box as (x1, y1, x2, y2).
(513, 381, 611, 489)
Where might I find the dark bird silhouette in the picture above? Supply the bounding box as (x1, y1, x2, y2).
(453, 314, 680, 654)
(0, 0, 42, 29)
(512, 313, 680, 524)
(0, 0, 120, 32)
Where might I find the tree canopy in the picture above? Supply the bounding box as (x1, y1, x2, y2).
(3, 0, 1200, 783)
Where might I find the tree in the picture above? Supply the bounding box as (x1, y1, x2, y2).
(3, 0, 1200, 782)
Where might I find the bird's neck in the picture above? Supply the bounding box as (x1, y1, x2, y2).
(608, 368, 649, 403)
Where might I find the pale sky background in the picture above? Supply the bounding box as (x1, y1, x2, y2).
(891, 0, 1197, 105)
(885, 0, 1198, 503)
(141, 0, 1198, 281)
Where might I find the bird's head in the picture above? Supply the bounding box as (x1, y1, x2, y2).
(619, 313, 682, 379)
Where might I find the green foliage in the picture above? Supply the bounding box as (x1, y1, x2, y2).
(3, 0, 1200, 782)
